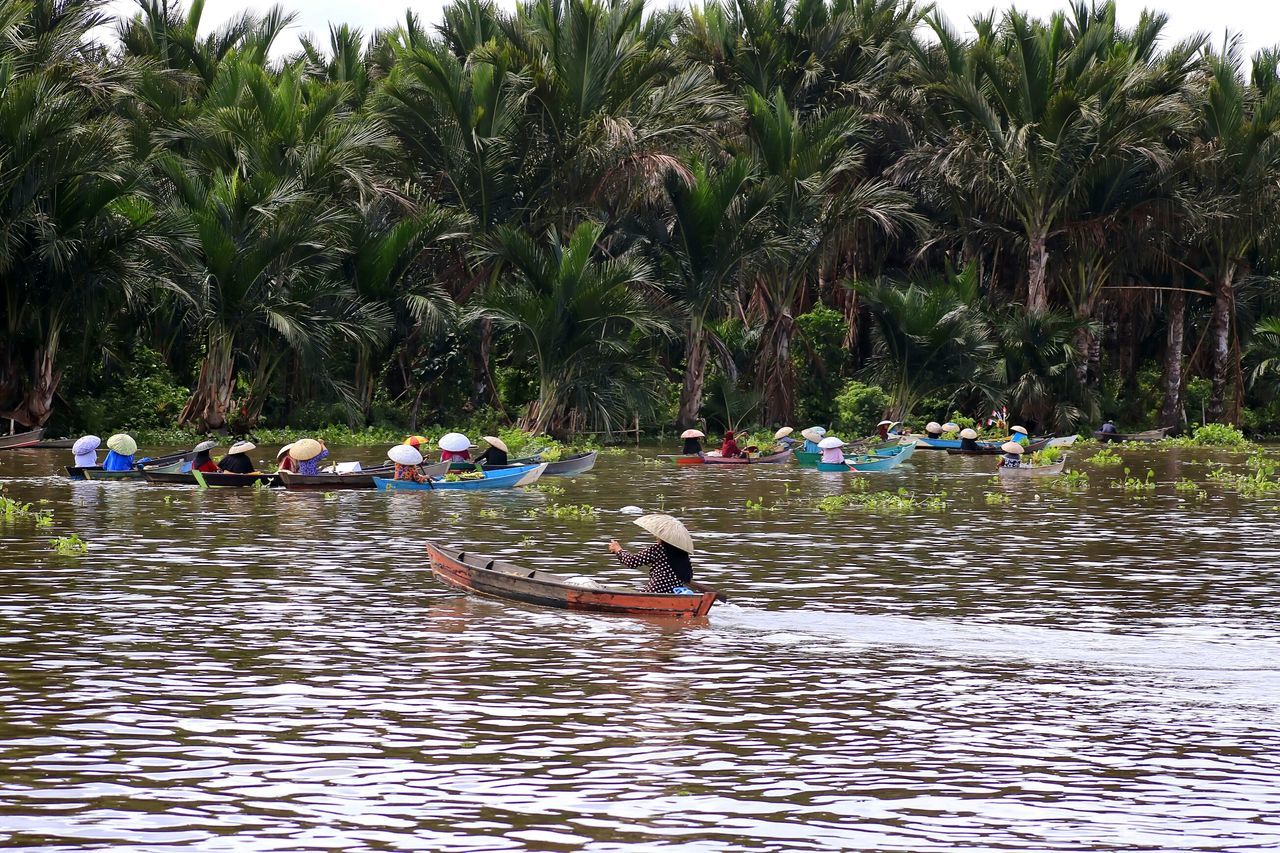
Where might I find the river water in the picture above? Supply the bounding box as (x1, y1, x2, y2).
(0, 443, 1277, 851)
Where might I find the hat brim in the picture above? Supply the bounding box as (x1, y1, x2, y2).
(482, 435, 509, 453)
(1001, 442, 1025, 454)
(388, 445, 424, 466)
(634, 514, 694, 554)
(439, 433, 470, 452)
(773, 427, 794, 440)
(228, 441, 256, 455)
(106, 434, 137, 455)
(289, 439, 323, 461)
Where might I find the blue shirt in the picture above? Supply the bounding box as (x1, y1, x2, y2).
(1013, 433, 1030, 445)
(103, 451, 135, 471)
(803, 440, 821, 453)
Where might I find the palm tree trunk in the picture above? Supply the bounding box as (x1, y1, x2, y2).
(677, 316, 707, 429)
(6, 343, 62, 427)
(180, 333, 236, 431)
(1160, 286, 1185, 430)
(1027, 227, 1050, 313)
(760, 313, 796, 425)
(1206, 265, 1235, 424)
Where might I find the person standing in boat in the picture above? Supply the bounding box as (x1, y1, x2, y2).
(718, 430, 744, 458)
(959, 428, 981, 453)
(680, 429, 705, 456)
(475, 436, 509, 467)
(192, 440, 219, 473)
(801, 427, 826, 453)
(218, 440, 258, 474)
(608, 514, 695, 594)
(102, 434, 138, 471)
(997, 441, 1024, 468)
(1010, 425, 1030, 446)
(72, 436, 101, 469)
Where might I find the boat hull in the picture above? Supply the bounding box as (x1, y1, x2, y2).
(945, 437, 1053, 456)
(543, 450, 598, 476)
(143, 471, 281, 487)
(375, 463, 547, 491)
(81, 467, 145, 481)
(1094, 427, 1172, 443)
(279, 461, 448, 490)
(846, 441, 916, 472)
(701, 449, 792, 465)
(427, 543, 716, 618)
(0, 428, 46, 450)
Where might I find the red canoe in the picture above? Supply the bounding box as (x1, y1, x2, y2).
(426, 543, 717, 618)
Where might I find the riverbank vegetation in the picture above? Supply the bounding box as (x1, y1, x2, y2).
(6, 0, 1280, 440)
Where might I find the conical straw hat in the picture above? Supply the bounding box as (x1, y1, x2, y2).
(1001, 441, 1025, 454)
(106, 433, 137, 455)
(942, 422, 960, 432)
(72, 435, 100, 455)
(1011, 425, 1028, 435)
(193, 440, 217, 453)
(482, 435, 509, 453)
(289, 438, 323, 461)
(774, 427, 794, 439)
(388, 444, 423, 466)
(960, 428, 978, 440)
(926, 422, 942, 432)
(276, 443, 294, 459)
(877, 420, 893, 427)
(634, 514, 694, 554)
(680, 429, 705, 439)
(438, 432, 470, 452)
(801, 427, 825, 442)
(405, 435, 429, 448)
(228, 440, 256, 455)
(818, 436, 846, 449)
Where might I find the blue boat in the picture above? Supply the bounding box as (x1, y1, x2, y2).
(374, 463, 547, 491)
(845, 441, 917, 472)
(913, 435, 961, 450)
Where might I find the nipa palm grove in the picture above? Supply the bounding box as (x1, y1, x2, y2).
(4, 0, 1280, 440)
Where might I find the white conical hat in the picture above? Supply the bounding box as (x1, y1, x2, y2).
(634, 514, 694, 554)
(942, 422, 960, 432)
(388, 444, 423, 466)
(680, 429, 705, 439)
(774, 427, 794, 440)
(228, 440, 257, 455)
(276, 443, 294, 459)
(818, 436, 846, 449)
(1001, 441, 1025, 454)
(106, 433, 137, 455)
(801, 427, 826, 442)
(1011, 425, 1028, 435)
(926, 421, 942, 432)
(960, 428, 978, 439)
(193, 440, 217, 453)
(482, 435, 509, 453)
(438, 432, 470, 452)
(72, 435, 101, 455)
(877, 420, 893, 427)
(289, 438, 322, 461)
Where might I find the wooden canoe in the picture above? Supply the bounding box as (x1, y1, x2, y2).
(944, 437, 1052, 456)
(846, 440, 917, 472)
(701, 449, 793, 465)
(143, 470, 281, 487)
(279, 461, 449, 490)
(34, 438, 77, 449)
(0, 428, 45, 450)
(543, 450, 598, 476)
(426, 543, 717, 618)
(69, 454, 191, 480)
(997, 458, 1067, 478)
(375, 463, 546, 491)
(658, 454, 705, 465)
(1094, 427, 1172, 443)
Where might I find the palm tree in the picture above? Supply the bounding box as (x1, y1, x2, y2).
(852, 264, 996, 420)
(991, 309, 1097, 433)
(469, 221, 674, 436)
(655, 156, 781, 427)
(0, 0, 168, 427)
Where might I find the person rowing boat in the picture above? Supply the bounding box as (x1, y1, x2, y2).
(680, 428, 705, 456)
(608, 514, 696, 594)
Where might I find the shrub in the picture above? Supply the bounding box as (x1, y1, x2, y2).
(1188, 423, 1249, 447)
(833, 381, 890, 437)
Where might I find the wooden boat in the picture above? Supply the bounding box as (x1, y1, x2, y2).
(0, 428, 45, 450)
(34, 438, 76, 449)
(375, 463, 547, 491)
(1094, 426, 1172, 443)
(944, 436, 1053, 456)
(448, 453, 541, 473)
(797, 441, 898, 467)
(143, 470, 281, 487)
(846, 440, 917, 472)
(68, 451, 195, 480)
(543, 450, 598, 476)
(997, 458, 1067, 478)
(81, 467, 146, 481)
(1047, 435, 1078, 448)
(427, 543, 717, 618)
(279, 461, 449, 490)
(701, 449, 792, 465)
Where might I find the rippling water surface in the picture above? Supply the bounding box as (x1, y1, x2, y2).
(1, 444, 1278, 851)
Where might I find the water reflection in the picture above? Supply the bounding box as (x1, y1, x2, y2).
(1, 444, 1279, 850)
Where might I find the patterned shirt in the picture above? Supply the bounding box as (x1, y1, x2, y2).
(615, 542, 680, 594)
(297, 448, 329, 476)
(394, 463, 428, 482)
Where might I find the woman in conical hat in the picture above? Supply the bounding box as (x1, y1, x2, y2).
(103, 434, 138, 471)
(218, 440, 258, 474)
(680, 428, 705, 456)
(192, 440, 219, 473)
(475, 436, 509, 467)
(998, 441, 1024, 468)
(288, 438, 329, 476)
(608, 514, 695, 594)
(72, 435, 101, 469)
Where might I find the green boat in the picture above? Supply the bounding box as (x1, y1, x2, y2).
(796, 440, 902, 467)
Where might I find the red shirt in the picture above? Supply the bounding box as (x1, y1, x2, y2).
(719, 438, 741, 458)
(194, 460, 218, 473)
(441, 450, 470, 462)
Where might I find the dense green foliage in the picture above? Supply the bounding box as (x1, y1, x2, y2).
(4, 0, 1280, 438)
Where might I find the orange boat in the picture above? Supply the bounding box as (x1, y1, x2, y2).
(426, 543, 717, 618)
